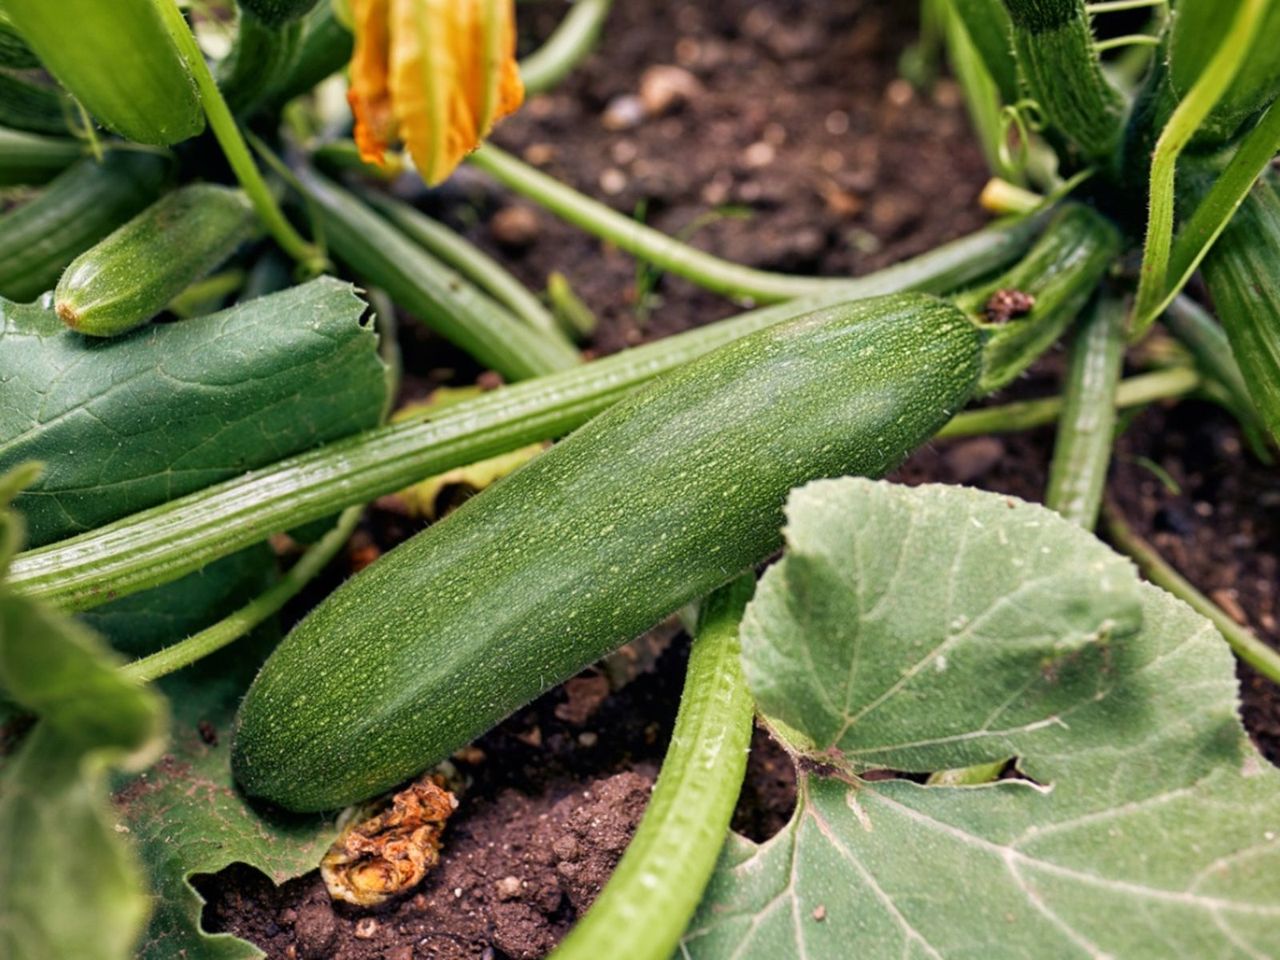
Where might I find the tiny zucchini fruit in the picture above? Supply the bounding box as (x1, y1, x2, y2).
(1200, 175, 1280, 445)
(0, 69, 71, 135)
(2, 0, 204, 145)
(232, 293, 984, 811)
(0, 151, 171, 303)
(55, 184, 256, 338)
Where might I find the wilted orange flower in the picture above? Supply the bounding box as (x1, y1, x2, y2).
(348, 0, 524, 185)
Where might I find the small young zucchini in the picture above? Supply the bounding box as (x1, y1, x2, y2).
(2, 0, 203, 145)
(237, 0, 321, 26)
(1200, 176, 1280, 445)
(0, 152, 171, 303)
(0, 69, 72, 135)
(232, 293, 984, 811)
(55, 184, 256, 338)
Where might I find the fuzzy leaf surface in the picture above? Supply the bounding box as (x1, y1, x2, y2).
(683, 479, 1280, 960)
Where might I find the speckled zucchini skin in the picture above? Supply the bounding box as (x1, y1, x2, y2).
(55, 184, 254, 338)
(232, 294, 982, 811)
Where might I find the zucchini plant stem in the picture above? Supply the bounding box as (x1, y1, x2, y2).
(152, 0, 326, 273)
(519, 0, 613, 95)
(5, 216, 1039, 611)
(466, 143, 1043, 303)
(361, 188, 570, 344)
(10, 356, 1197, 615)
(1103, 504, 1280, 685)
(1044, 294, 1126, 528)
(1130, 0, 1269, 337)
(550, 575, 757, 960)
(120, 505, 361, 683)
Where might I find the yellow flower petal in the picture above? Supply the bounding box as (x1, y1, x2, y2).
(349, 0, 522, 186)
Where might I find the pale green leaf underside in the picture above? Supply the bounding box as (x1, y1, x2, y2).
(684, 480, 1280, 959)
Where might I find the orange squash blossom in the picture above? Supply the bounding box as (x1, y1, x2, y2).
(348, 0, 524, 185)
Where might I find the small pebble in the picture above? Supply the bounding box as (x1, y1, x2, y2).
(640, 64, 703, 116)
(602, 94, 645, 131)
(489, 206, 540, 248)
(495, 875, 523, 900)
(742, 141, 776, 168)
(599, 168, 628, 196)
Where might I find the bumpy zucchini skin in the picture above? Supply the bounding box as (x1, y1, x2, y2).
(1004, 0, 1125, 162)
(55, 184, 255, 338)
(232, 294, 983, 811)
(1201, 176, 1280, 444)
(2, 0, 203, 145)
(0, 152, 171, 303)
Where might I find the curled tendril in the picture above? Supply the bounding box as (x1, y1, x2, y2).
(998, 99, 1048, 175)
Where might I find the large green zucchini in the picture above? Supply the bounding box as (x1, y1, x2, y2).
(233, 293, 983, 811)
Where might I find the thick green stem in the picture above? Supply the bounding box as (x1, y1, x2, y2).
(1004, 0, 1126, 162)
(7, 217, 1037, 610)
(467, 144, 1040, 303)
(153, 0, 325, 272)
(120, 505, 360, 683)
(937, 365, 1199, 438)
(1103, 504, 1280, 684)
(362, 188, 570, 345)
(1163, 295, 1271, 458)
(520, 0, 613, 95)
(1130, 0, 1269, 337)
(1045, 294, 1125, 528)
(299, 168, 579, 379)
(551, 575, 756, 960)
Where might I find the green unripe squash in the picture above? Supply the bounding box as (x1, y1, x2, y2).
(55, 184, 256, 338)
(0, 151, 171, 302)
(1, 0, 204, 145)
(238, 0, 321, 27)
(232, 293, 984, 811)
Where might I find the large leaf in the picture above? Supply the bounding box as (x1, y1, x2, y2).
(118, 637, 343, 960)
(683, 480, 1280, 959)
(0, 277, 387, 547)
(0, 467, 167, 960)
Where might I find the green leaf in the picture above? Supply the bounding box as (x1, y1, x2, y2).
(684, 479, 1280, 959)
(0, 277, 387, 547)
(0, 583, 167, 960)
(79, 545, 277, 657)
(118, 637, 343, 960)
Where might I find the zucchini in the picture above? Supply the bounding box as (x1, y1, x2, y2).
(220, 10, 304, 115)
(232, 293, 983, 811)
(2, 0, 203, 145)
(55, 184, 256, 338)
(0, 126, 81, 186)
(0, 69, 71, 135)
(1004, 0, 1125, 162)
(0, 152, 171, 303)
(1201, 176, 1280, 444)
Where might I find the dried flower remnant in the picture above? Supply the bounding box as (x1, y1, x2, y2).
(348, 0, 524, 185)
(320, 776, 459, 906)
(983, 288, 1037, 324)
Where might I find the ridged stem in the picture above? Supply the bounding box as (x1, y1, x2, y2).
(467, 144, 1041, 303)
(298, 168, 580, 379)
(7, 215, 1038, 611)
(520, 0, 614, 95)
(1045, 294, 1125, 528)
(120, 505, 360, 683)
(1103, 504, 1280, 684)
(362, 188, 570, 344)
(550, 575, 756, 960)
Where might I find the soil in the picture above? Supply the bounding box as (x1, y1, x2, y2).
(202, 0, 1280, 957)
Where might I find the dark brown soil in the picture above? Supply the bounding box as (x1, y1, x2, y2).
(204, 0, 1280, 957)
